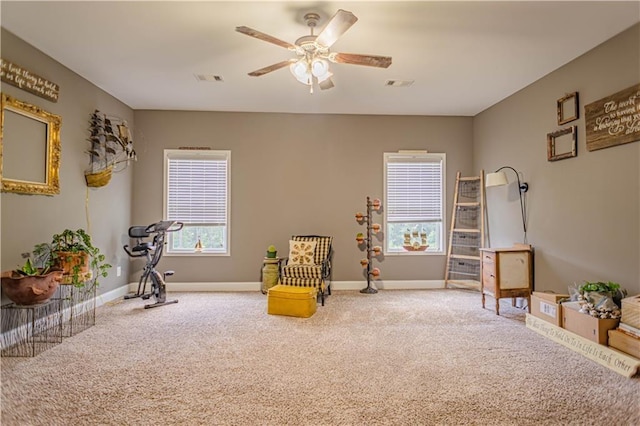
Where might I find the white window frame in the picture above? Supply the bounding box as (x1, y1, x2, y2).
(163, 149, 231, 256)
(383, 152, 446, 255)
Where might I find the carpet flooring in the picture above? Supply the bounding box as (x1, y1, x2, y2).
(1, 289, 639, 425)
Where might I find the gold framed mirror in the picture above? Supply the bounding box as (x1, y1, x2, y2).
(1, 93, 61, 195)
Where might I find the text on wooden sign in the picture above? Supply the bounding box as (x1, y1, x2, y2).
(0, 58, 59, 103)
(585, 83, 640, 151)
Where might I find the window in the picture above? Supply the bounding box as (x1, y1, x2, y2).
(384, 152, 445, 254)
(164, 149, 230, 255)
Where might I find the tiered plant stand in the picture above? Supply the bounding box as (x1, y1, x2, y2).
(1, 299, 63, 357)
(57, 284, 96, 337)
(355, 196, 383, 294)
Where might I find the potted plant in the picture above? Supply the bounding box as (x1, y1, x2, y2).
(266, 245, 278, 259)
(1, 255, 63, 305)
(577, 281, 625, 319)
(33, 229, 111, 287)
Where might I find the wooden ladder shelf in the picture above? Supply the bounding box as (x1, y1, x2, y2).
(445, 171, 486, 290)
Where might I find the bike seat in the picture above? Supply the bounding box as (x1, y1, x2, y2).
(132, 242, 155, 252)
(128, 225, 151, 239)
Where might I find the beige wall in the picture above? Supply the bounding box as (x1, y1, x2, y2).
(132, 111, 473, 283)
(473, 23, 640, 295)
(0, 29, 134, 299)
(3, 21, 638, 295)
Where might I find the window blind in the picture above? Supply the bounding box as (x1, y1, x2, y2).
(386, 155, 443, 223)
(166, 155, 228, 225)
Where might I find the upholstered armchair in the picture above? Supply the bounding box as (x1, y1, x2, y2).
(279, 235, 333, 305)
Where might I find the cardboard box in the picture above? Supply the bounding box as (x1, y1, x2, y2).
(608, 329, 640, 359)
(562, 301, 619, 345)
(621, 295, 640, 329)
(531, 292, 569, 327)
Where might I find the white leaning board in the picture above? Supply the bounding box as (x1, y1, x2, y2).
(526, 314, 640, 378)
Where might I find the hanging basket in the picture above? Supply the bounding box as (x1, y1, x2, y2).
(85, 167, 113, 188)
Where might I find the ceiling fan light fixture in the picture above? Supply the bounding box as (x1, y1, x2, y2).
(311, 58, 330, 78)
(238, 9, 391, 92)
(317, 70, 333, 84)
(290, 59, 311, 85)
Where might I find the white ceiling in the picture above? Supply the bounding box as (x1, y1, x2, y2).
(1, 1, 639, 116)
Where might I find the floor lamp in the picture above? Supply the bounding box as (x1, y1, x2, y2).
(485, 166, 529, 243)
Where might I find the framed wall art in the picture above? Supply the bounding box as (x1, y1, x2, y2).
(557, 92, 579, 125)
(585, 83, 640, 151)
(547, 126, 577, 162)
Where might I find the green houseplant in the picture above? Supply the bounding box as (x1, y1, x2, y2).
(33, 229, 111, 287)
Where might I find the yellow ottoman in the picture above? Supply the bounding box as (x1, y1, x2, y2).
(267, 285, 317, 318)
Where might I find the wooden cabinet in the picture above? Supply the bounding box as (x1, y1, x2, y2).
(480, 244, 533, 315)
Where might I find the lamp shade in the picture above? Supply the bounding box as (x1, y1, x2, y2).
(290, 60, 311, 85)
(311, 59, 329, 78)
(485, 171, 508, 188)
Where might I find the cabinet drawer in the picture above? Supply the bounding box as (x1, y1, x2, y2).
(482, 251, 496, 265)
(482, 265, 496, 292)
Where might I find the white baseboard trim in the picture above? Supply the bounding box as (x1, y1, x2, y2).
(97, 285, 134, 306)
(332, 280, 445, 291)
(123, 280, 446, 293)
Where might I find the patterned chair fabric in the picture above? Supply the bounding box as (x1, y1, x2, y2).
(280, 235, 333, 305)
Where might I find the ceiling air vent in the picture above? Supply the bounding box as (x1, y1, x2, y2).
(195, 74, 224, 82)
(385, 80, 414, 87)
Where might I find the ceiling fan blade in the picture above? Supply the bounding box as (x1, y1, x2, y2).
(319, 77, 335, 90)
(248, 60, 296, 77)
(331, 53, 392, 68)
(315, 9, 358, 48)
(236, 26, 296, 50)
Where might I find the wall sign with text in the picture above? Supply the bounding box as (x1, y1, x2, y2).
(585, 83, 640, 152)
(0, 58, 59, 103)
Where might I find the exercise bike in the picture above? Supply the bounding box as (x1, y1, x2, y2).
(123, 220, 183, 309)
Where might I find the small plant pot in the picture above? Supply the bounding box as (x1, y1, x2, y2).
(266, 251, 277, 259)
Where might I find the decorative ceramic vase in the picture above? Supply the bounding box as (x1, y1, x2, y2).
(262, 258, 280, 293)
(1, 269, 64, 305)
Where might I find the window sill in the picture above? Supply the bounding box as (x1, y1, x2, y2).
(384, 251, 445, 256)
(165, 252, 230, 257)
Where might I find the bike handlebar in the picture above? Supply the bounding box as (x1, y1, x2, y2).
(144, 221, 184, 234)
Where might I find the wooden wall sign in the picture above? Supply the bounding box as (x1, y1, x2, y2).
(0, 58, 59, 103)
(585, 83, 640, 151)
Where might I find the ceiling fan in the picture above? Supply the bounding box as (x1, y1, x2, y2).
(236, 9, 392, 93)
